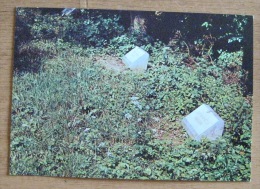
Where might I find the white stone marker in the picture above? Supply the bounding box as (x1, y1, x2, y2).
(122, 46, 149, 71)
(182, 104, 224, 141)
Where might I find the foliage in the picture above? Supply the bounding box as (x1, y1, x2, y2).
(11, 45, 252, 180)
(15, 8, 125, 72)
(108, 31, 153, 57)
(10, 8, 252, 181)
(31, 10, 125, 47)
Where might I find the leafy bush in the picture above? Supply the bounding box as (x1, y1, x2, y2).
(108, 31, 153, 57)
(31, 10, 125, 47)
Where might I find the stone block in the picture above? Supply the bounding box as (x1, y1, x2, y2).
(182, 104, 224, 141)
(122, 46, 149, 71)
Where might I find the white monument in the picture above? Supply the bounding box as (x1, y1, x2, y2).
(122, 46, 149, 71)
(182, 104, 224, 141)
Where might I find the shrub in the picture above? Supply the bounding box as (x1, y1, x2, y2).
(31, 10, 125, 47)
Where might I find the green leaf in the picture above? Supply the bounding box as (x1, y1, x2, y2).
(144, 168, 152, 176)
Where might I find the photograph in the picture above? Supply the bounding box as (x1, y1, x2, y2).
(10, 7, 253, 181)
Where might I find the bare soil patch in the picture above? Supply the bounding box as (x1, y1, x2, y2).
(93, 55, 128, 72)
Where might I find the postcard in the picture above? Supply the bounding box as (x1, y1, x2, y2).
(10, 7, 253, 181)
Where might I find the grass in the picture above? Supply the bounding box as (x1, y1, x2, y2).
(10, 41, 252, 180)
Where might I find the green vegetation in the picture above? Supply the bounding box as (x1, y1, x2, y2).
(10, 8, 252, 181)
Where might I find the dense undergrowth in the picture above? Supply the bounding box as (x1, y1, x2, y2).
(10, 8, 252, 181)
